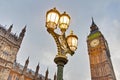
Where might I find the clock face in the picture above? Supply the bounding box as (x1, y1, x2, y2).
(90, 39, 99, 47)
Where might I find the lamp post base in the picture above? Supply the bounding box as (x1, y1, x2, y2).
(54, 55, 68, 80)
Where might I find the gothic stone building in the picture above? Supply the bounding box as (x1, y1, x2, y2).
(87, 19, 116, 80)
(0, 24, 51, 80)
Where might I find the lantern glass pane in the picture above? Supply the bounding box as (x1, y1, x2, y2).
(59, 14, 70, 30)
(47, 12, 59, 24)
(46, 11, 60, 29)
(67, 36, 78, 51)
(60, 16, 70, 24)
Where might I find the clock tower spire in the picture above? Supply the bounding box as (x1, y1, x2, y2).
(90, 18, 99, 33)
(87, 19, 116, 80)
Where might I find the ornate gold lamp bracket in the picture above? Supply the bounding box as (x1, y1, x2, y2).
(47, 28, 73, 56)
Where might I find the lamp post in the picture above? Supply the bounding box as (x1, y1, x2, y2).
(45, 8, 78, 80)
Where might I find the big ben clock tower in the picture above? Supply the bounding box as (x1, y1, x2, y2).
(87, 19, 116, 80)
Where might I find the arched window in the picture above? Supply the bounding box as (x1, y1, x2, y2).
(2, 46, 11, 60)
(3, 46, 11, 55)
(16, 76, 19, 80)
(7, 74, 12, 80)
(13, 48, 18, 54)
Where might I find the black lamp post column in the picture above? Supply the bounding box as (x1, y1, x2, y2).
(54, 56, 68, 80)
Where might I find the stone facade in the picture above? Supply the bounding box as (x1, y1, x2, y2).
(0, 24, 50, 80)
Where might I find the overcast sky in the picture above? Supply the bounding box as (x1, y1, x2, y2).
(0, 0, 120, 80)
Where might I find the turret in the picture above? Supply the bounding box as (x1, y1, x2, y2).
(5, 24, 13, 35)
(7, 24, 13, 33)
(45, 68, 49, 80)
(22, 57, 29, 74)
(19, 26, 26, 44)
(53, 72, 57, 80)
(34, 63, 40, 80)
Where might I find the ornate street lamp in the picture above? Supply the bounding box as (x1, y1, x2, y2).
(46, 8, 60, 30)
(59, 12, 70, 32)
(45, 8, 78, 80)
